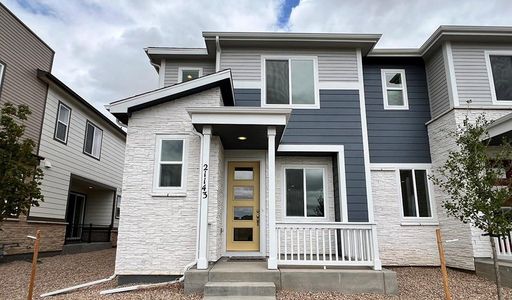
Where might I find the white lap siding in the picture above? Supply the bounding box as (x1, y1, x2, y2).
(372, 170, 439, 266)
(115, 88, 223, 276)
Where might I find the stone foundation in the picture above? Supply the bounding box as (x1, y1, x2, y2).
(0, 215, 66, 256)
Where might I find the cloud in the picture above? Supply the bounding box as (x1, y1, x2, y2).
(288, 0, 512, 48)
(3, 0, 281, 118)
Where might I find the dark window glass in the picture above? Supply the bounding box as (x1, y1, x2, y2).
(415, 170, 431, 217)
(234, 207, 253, 220)
(159, 164, 182, 187)
(234, 167, 253, 180)
(84, 123, 95, 154)
(56, 122, 67, 141)
(400, 170, 416, 217)
(286, 169, 304, 217)
(234, 228, 253, 241)
(291, 59, 315, 104)
(161, 140, 183, 161)
(306, 169, 324, 217)
(266, 60, 289, 104)
(490, 55, 512, 101)
(182, 69, 200, 82)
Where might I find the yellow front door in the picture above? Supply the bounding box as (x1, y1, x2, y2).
(227, 161, 260, 252)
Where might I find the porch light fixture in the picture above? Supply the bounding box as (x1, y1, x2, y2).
(237, 136, 247, 141)
(89, 186, 93, 189)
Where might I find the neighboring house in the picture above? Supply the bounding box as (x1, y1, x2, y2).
(108, 26, 512, 291)
(0, 3, 126, 257)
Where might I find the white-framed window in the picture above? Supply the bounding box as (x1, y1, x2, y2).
(0, 62, 5, 91)
(54, 101, 71, 144)
(283, 166, 326, 219)
(115, 194, 121, 219)
(262, 56, 319, 109)
(178, 67, 203, 83)
(398, 169, 433, 219)
(485, 51, 512, 103)
(381, 69, 409, 110)
(153, 135, 187, 193)
(83, 121, 103, 159)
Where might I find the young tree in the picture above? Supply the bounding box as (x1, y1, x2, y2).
(431, 113, 512, 300)
(0, 102, 44, 225)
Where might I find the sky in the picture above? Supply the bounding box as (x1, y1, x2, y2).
(3, 0, 512, 119)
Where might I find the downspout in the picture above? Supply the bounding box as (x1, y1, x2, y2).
(215, 36, 221, 72)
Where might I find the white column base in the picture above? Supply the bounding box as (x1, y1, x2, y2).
(373, 259, 382, 271)
(197, 258, 209, 270)
(267, 257, 278, 270)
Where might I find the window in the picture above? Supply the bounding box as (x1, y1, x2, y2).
(487, 53, 512, 102)
(83, 121, 103, 159)
(115, 195, 121, 219)
(284, 167, 325, 218)
(399, 169, 432, 218)
(0, 63, 5, 92)
(178, 67, 202, 82)
(381, 69, 408, 110)
(54, 102, 71, 143)
(154, 136, 186, 192)
(263, 57, 318, 108)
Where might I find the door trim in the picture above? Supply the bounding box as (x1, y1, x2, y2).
(223, 150, 266, 257)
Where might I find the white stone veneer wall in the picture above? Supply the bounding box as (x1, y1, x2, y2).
(115, 88, 223, 275)
(427, 108, 509, 270)
(372, 170, 439, 266)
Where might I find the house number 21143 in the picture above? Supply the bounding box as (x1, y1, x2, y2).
(202, 164, 209, 199)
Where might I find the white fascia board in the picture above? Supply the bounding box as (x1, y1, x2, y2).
(277, 144, 344, 153)
(188, 108, 290, 126)
(145, 47, 208, 56)
(109, 70, 232, 113)
(486, 113, 512, 139)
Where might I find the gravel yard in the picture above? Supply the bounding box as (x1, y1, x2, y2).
(0, 248, 511, 299)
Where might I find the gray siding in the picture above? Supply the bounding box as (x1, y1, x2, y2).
(164, 59, 215, 86)
(451, 42, 512, 106)
(424, 48, 450, 118)
(363, 57, 431, 164)
(31, 87, 125, 220)
(234, 88, 368, 222)
(0, 4, 54, 149)
(221, 48, 358, 82)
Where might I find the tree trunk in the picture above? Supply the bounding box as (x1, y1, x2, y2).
(490, 237, 503, 300)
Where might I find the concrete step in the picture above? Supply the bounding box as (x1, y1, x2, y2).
(203, 281, 276, 297)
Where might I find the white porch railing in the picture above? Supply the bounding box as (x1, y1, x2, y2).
(494, 232, 512, 261)
(276, 222, 380, 269)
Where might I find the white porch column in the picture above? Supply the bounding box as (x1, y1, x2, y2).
(197, 126, 212, 269)
(267, 127, 278, 269)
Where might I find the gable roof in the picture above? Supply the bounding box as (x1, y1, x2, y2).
(37, 70, 126, 137)
(107, 69, 234, 124)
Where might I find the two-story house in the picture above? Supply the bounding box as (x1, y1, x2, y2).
(0, 3, 126, 258)
(108, 27, 512, 294)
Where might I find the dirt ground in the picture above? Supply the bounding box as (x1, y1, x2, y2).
(0, 248, 511, 299)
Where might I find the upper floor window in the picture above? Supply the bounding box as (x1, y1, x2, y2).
(399, 169, 432, 219)
(83, 121, 103, 159)
(153, 135, 187, 193)
(178, 67, 202, 82)
(381, 69, 409, 110)
(263, 57, 319, 108)
(54, 102, 71, 144)
(487, 52, 512, 103)
(284, 167, 325, 218)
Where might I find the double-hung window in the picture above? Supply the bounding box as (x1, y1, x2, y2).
(486, 52, 512, 103)
(399, 169, 432, 219)
(178, 67, 202, 82)
(263, 57, 319, 108)
(284, 167, 325, 218)
(154, 135, 186, 192)
(54, 102, 71, 144)
(381, 69, 408, 110)
(83, 121, 103, 159)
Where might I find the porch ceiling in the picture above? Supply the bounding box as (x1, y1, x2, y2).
(187, 107, 291, 150)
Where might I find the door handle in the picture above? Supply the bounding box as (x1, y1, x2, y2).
(256, 210, 260, 226)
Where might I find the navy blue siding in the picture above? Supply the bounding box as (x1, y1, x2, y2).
(234, 89, 368, 222)
(363, 57, 431, 164)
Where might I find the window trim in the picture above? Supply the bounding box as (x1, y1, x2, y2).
(484, 50, 512, 104)
(152, 135, 188, 194)
(261, 55, 320, 109)
(396, 168, 435, 222)
(53, 101, 72, 144)
(381, 69, 409, 110)
(83, 120, 103, 160)
(178, 67, 203, 83)
(282, 164, 328, 222)
(0, 62, 5, 96)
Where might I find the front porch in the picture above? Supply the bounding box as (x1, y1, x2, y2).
(184, 258, 397, 297)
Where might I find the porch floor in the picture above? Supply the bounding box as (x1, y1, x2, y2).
(184, 258, 398, 296)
